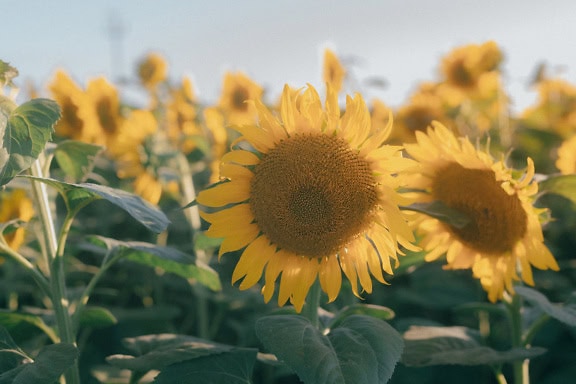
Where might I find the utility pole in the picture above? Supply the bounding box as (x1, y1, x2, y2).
(107, 11, 126, 84)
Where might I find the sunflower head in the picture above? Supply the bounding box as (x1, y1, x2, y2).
(85, 77, 122, 141)
(198, 84, 416, 311)
(137, 53, 168, 89)
(404, 121, 559, 302)
(218, 72, 263, 126)
(49, 70, 91, 141)
(166, 78, 202, 154)
(0, 189, 34, 251)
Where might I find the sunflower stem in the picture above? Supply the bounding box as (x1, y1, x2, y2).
(302, 279, 322, 328)
(507, 293, 529, 384)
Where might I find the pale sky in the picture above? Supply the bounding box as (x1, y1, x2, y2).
(3, 0, 576, 111)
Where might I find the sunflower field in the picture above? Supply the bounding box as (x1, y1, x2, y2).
(1, 41, 576, 384)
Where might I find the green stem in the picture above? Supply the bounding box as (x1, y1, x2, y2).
(495, 370, 509, 384)
(523, 313, 550, 346)
(507, 293, 528, 384)
(0, 240, 51, 298)
(301, 279, 322, 328)
(30, 160, 80, 384)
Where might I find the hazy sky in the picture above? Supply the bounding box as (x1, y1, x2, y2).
(3, 0, 576, 110)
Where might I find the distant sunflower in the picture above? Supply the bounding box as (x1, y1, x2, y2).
(166, 77, 202, 154)
(218, 72, 263, 126)
(556, 135, 576, 174)
(85, 77, 122, 145)
(441, 41, 502, 91)
(323, 48, 346, 93)
(404, 122, 559, 302)
(198, 84, 416, 311)
(137, 52, 168, 89)
(0, 189, 34, 252)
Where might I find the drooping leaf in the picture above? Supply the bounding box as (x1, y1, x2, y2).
(153, 349, 257, 384)
(78, 306, 118, 329)
(107, 334, 235, 372)
(538, 174, 576, 205)
(0, 326, 28, 372)
(256, 314, 403, 384)
(402, 201, 470, 229)
(193, 232, 223, 251)
(402, 326, 546, 366)
(0, 311, 58, 343)
(0, 99, 60, 186)
(86, 236, 221, 291)
(22, 176, 170, 233)
(0, 61, 19, 87)
(515, 286, 576, 327)
(53, 140, 103, 182)
(0, 343, 78, 384)
(329, 304, 395, 328)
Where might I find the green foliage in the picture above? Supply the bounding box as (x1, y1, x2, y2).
(0, 311, 58, 343)
(0, 342, 78, 384)
(402, 201, 470, 229)
(539, 174, 576, 206)
(53, 140, 104, 182)
(24, 176, 170, 233)
(515, 286, 576, 327)
(77, 306, 118, 329)
(0, 60, 18, 87)
(256, 314, 403, 384)
(0, 98, 60, 186)
(402, 326, 546, 366)
(86, 235, 221, 291)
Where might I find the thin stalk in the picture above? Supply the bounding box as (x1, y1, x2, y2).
(301, 279, 322, 328)
(523, 313, 550, 346)
(0, 241, 51, 298)
(507, 293, 528, 384)
(30, 160, 80, 384)
(495, 370, 509, 384)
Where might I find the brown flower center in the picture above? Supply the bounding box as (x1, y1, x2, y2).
(96, 98, 119, 134)
(432, 162, 528, 254)
(231, 87, 249, 111)
(250, 134, 378, 257)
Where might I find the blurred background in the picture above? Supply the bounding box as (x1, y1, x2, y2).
(3, 0, 576, 110)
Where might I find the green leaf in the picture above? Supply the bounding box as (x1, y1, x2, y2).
(153, 349, 257, 384)
(54, 140, 103, 182)
(538, 174, 576, 205)
(0, 343, 78, 384)
(0, 99, 60, 186)
(23, 176, 170, 233)
(0, 310, 58, 343)
(0, 61, 18, 87)
(402, 326, 546, 366)
(0, 326, 28, 372)
(255, 314, 403, 384)
(402, 201, 470, 229)
(194, 231, 223, 251)
(86, 235, 221, 291)
(107, 334, 235, 371)
(330, 304, 395, 328)
(515, 286, 576, 327)
(78, 306, 118, 329)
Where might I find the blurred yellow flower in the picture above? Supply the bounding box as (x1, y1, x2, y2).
(166, 77, 202, 154)
(323, 48, 346, 93)
(0, 189, 34, 252)
(521, 78, 576, 138)
(49, 71, 97, 142)
(441, 41, 503, 91)
(203, 106, 228, 184)
(404, 122, 559, 302)
(556, 135, 576, 174)
(137, 52, 168, 89)
(84, 77, 122, 146)
(218, 72, 263, 126)
(198, 84, 416, 312)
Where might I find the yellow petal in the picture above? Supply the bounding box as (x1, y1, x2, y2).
(197, 181, 250, 207)
(319, 255, 342, 302)
(234, 125, 276, 152)
(232, 236, 275, 288)
(221, 150, 260, 166)
(218, 223, 260, 256)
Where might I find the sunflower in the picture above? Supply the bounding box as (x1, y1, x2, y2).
(556, 134, 576, 174)
(0, 189, 34, 252)
(323, 48, 346, 94)
(84, 77, 123, 146)
(137, 52, 168, 89)
(197, 84, 416, 311)
(48, 71, 97, 142)
(217, 72, 263, 126)
(166, 77, 202, 154)
(404, 121, 559, 302)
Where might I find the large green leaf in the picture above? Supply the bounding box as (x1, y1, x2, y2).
(515, 286, 576, 327)
(0, 343, 78, 384)
(0, 326, 28, 372)
(402, 326, 545, 366)
(0, 98, 60, 186)
(0, 311, 58, 343)
(153, 349, 257, 384)
(87, 236, 221, 291)
(538, 174, 576, 205)
(107, 334, 235, 372)
(23, 176, 170, 233)
(402, 201, 470, 229)
(78, 306, 118, 329)
(255, 314, 403, 384)
(53, 140, 103, 182)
